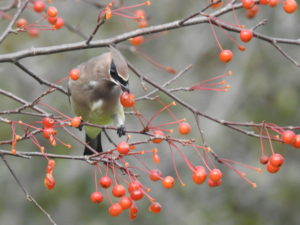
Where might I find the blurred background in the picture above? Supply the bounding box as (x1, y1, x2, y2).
(1, 0, 300, 224)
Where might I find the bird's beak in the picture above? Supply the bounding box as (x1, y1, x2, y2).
(120, 83, 130, 93)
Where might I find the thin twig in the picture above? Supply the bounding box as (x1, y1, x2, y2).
(0, 154, 58, 225)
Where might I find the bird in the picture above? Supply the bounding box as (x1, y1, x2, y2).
(68, 46, 129, 155)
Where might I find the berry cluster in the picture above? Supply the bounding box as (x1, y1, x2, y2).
(15, 0, 64, 37)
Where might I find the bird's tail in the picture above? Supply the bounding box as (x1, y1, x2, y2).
(84, 132, 103, 155)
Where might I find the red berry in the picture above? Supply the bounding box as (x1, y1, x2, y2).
(269, 154, 284, 167)
(210, 0, 223, 8)
(119, 196, 132, 209)
(130, 189, 144, 201)
(130, 205, 138, 220)
(192, 166, 207, 184)
(259, 155, 269, 165)
(149, 169, 162, 181)
(134, 9, 146, 19)
(53, 17, 64, 29)
(120, 92, 135, 107)
(209, 168, 223, 182)
(46, 159, 56, 173)
(152, 130, 165, 143)
(44, 172, 55, 190)
(48, 16, 57, 25)
(242, 0, 255, 9)
(117, 141, 130, 155)
(283, 0, 298, 13)
(27, 28, 39, 37)
(259, 0, 269, 4)
(269, 0, 279, 7)
(33, 1, 45, 13)
(43, 128, 56, 139)
(246, 5, 260, 18)
(47, 6, 58, 17)
(99, 176, 112, 188)
(162, 176, 175, 189)
(138, 19, 148, 28)
(69, 68, 80, 80)
(152, 152, 160, 164)
(282, 130, 296, 145)
(208, 178, 222, 187)
(71, 117, 81, 128)
(42, 117, 55, 128)
(240, 29, 253, 43)
(112, 184, 126, 198)
(129, 36, 144, 46)
(266, 161, 280, 173)
(149, 202, 162, 213)
(16, 18, 28, 28)
(178, 122, 191, 135)
(109, 203, 123, 216)
(219, 49, 233, 63)
(293, 134, 300, 148)
(90, 191, 104, 203)
(128, 181, 142, 193)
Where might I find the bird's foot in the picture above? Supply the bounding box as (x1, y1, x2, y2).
(117, 125, 126, 137)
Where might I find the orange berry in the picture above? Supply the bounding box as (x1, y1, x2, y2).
(149, 202, 162, 213)
(266, 161, 280, 173)
(269, 0, 279, 7)
(99, 176, 112, 188)
(162, 176, 175, 189)
(149, 169, 162, 181)
(117, 141, 130, 155)
(134, 9, 146, 19)
(259, 155, 269, 165)
(128, 181, 142, 193)
(47, 6, 58, 17)
(293, 134, 300, 148)
(129, 36, 144, 46)
(210, 0, 223, 8)
(219, 49, 233, 63)
(283, 0, 297, 13)
(259, 0, 269, 4)
(71, 116, 81, 128)
(112, 184, 126, 198)
(44, 172, 55, 190)
(48, 16, 57, 25)
(33, 0, 45, 13)
(109, 203, 123, 216)
(90, 191, 104, 203)
(208, 178, 222, 187)
(119, 196, 132, 209)
(152, 130, 164, 143)
(16, 18, 28, 28)
(130, 205, 138, 220)
(42, 117, 55, 128)
(192, 166, 207, 184)
(138, 19, 148, 28)
(53, 17, 64, 29)
(209, 168, 223, 182)
(27, 28, 39, 37)
(69, 68, 80, 80)
(282, 130, 296, 145)
(178, 122, 191, 135)
(240, 29, 253, 42)
(130, 189, 144, 201)
(269, 154, 284, 167)
(242, 0, 255, 9)
(120, 92, 135, 107)
(246, 5, 260, 18)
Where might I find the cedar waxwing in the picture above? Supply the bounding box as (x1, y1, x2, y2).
(68, 46, 129, 155)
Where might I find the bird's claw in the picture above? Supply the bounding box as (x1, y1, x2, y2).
(117, 125, 126, 137)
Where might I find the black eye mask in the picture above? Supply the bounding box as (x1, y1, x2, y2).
(110, 60, 128, 87)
